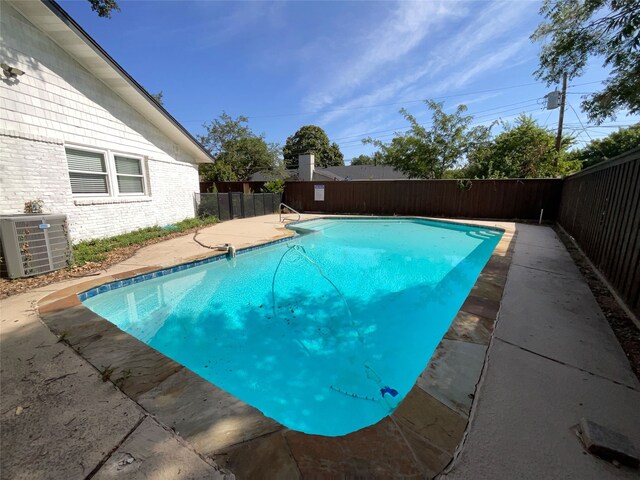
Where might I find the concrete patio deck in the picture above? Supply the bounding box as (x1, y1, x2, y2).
(1, 216, 638, 479)
(442, 224, 640, 480)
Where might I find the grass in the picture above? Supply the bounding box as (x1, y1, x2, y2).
(72, 216, 218, 266)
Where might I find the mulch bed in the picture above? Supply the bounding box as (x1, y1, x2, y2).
(554, 225, 640, 382)
(0, 228, 204, 300)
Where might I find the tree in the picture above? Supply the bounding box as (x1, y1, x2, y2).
(531, 0, 640, 123)
(283, 126, 344, 168)
(88, 0, 120, 18)
(350, 154, 373, 165)
(465, 115, 580, 178)
(350, 152, 386, 165)
(363, 100, 490, 179)
(197, 113, 280, 182)
(569, 124, 640, 168)
(151, 91, 164, 105)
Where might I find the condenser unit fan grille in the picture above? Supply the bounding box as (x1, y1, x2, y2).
(0, 215, 71, 278)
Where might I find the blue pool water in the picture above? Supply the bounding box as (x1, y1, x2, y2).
(82, 218, 502, 436)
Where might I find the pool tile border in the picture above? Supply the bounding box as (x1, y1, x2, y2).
(77, 235, 298, 301)
(37, 217, 517, 479)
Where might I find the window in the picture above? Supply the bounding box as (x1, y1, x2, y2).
(65, 147, 147, 197)
(65, 148, 109, 195)
(115, 156, 145, 194)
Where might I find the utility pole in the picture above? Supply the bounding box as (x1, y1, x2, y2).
(555, 72, 568, 158)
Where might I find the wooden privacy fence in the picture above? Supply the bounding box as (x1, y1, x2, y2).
(558, 149, 640, 318)
(195, 192, 282, 221)
(284, 179, 564, 220)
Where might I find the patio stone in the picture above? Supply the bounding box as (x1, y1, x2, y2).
(92, 417, 233, 479)
(444, 310, 494, 345)
(477, 269, 508, 288)
(392, 386, 467, 455)
(470, 280, 503, 302)
(214, 430, 300, 479)
(43, 306, 184, 400)
(417, 339, 488, 417)
(284, 417, 422, 478)
(394, 419, 453, 477)
(38, 277, 115, 304)
(460, 295, 500, 319)
(136, 368, 282, 456)
(481, 258, 510, 278)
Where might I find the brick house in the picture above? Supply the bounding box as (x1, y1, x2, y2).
(0, 0, 213, 242)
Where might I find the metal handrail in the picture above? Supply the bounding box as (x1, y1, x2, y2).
(279, 202, 301, 223)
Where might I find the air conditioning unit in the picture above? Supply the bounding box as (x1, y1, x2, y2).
(0, 214, 72, 278)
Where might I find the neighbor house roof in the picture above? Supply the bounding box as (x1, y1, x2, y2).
(8, 0, 213, 164)
(247, 169, 298, 182)
(247, 164, 409, 181)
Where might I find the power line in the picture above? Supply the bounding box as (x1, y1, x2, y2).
(178, 79, 610, 125)
(336, 105, 546, 148)
(178, 81, 549, 124)
(563, 123, 637, 128)
(245, 82, 544, 120)
(331, 97, 543, 142)
(253, 80, 607, 120)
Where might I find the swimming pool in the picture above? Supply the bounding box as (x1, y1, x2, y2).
(82, 218, 502, 436)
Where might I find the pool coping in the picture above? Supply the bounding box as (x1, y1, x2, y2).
(37, 217, 516, 478)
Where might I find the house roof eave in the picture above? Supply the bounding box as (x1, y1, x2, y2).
(9, 0, 213, 164)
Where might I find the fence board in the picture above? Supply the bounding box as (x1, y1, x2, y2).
(195, 192, 281, 221)
(558, 148, 640, 318)
(283, 179, 563, 221)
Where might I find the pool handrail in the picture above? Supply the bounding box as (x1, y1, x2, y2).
(279, 203, 301, 223)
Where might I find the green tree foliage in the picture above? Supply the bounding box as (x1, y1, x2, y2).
(363, 100, 490, 179)
(283, 125, 344, 168)
(350, 152, 386, 165)
(151, 91, 164, 105)
(88, 0, 120, 18)
(531, 0, 640, 123)
(465, 115, 580, 178)
(350, 154, 374, 165)
(569, 124, 640, 168)
(262, 179, 285, 193)
(197, 113, 280, 182)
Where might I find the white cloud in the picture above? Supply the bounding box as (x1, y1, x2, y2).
(191, 2, 286, 48)
(304, 1, 461, 111)
(310, 0, 538, 143)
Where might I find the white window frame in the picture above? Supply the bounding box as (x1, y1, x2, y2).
(65, 144, 150, 198)
(65, 145, 111, 197)
(112, 152, 148, 197)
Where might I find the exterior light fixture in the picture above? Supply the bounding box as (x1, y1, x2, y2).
(1, 63, 25, 78)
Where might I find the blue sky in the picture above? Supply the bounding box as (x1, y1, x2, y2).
(59, 0, 639, 163)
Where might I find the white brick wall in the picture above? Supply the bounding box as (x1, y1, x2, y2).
(0, 2, 201, 242)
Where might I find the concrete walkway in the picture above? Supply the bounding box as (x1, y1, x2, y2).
(441, 224, 640, 479)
